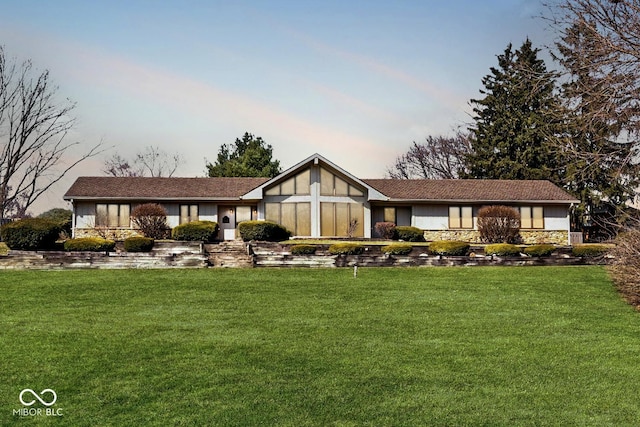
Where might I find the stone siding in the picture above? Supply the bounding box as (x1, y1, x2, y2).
(74, 228, 142, 240)
(422, 230, 570, 245)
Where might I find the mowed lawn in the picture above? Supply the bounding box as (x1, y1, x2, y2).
(2, 267, 640, 426)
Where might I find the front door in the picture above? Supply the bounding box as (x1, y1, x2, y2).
(219, 206, 254, 240)
(219, 206, 236, 240)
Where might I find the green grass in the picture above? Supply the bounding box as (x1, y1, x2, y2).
(1, 267, 639, 426)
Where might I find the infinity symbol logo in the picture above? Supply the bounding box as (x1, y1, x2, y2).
(19, 389, 57, 407)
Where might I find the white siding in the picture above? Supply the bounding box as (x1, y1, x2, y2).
(74, 202, 95, 228)
(199, 203, 218, 222)
(163, 203, 180, 228)
(413, 205, 448, 229)
(544, 205, 570, 231)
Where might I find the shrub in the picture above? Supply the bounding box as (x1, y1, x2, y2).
(290, 244, 317, 255)
(374, 222, 396, 239)
(485, 243, 521, 256)
(572, 244, 610, 258)
(0, 218, 61, 250)
(172, 221, 219, 242)
(429, 241, 470, 256)
(477, 205, 521, 243)
(238, 221, 291, 242)
(328, 243, 365, 255)
(124, 236, 154, 252)
(381, 243, 413, 255)
(37, 208, 72, 236)
(524, 244, 556, 257)
(395, 226, 425, 242)
(64, 237, 115, 252)
(131, 203, 169, 239)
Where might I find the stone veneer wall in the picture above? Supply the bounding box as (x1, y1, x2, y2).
(74, 228, 142, 240)
(422, 230, 570, 245)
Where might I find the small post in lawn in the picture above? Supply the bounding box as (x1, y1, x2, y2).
(353, 263, 358, 278)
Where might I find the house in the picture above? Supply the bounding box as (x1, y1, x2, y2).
(63, 153, 580, 244)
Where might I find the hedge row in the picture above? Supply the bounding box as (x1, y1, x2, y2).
(0, 218, 62, 250)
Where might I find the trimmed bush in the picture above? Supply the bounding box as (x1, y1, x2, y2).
(524, 244, 556, 257)
(395, 226, 425, 242)
(0, 218, 61, 250)
(572, 244, 610, 258)
(381, 243, 413, 255)
(37, 208, 72, 236)
(374, 222, 397, 239)
(290, 244, 317, 255)
(485, 243, 521, 256)
(429, 241, 470, 256)
(328, 243, 365, 255)
(238, 221, 291, 242)
(172, 221, 219, 242)
(477, 205, 521, 244)
(64, 237, 116, 252)
(131, 203, 169, 239)
(124, 236, 155, 252)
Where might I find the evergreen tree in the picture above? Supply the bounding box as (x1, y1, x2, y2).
(465, 39, 562, 183)
(206, 132, 281, 177)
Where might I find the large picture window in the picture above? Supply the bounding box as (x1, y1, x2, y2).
(449, 206, 473, 229)
(265, 169, 310, 196)
(320, 168, 363, 197)
(265, 202, 311, 236)
(320, 202, 364, 237)
(96, 203, 130, 227)
(520, 206, 544, 229)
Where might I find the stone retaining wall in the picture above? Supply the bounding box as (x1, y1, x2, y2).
(0, 240, 607, 269)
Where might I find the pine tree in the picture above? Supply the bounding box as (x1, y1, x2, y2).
(465, 39, 562, 183)
(206, 132, 281, 177)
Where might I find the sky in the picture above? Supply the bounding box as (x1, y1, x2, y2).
(0, 0, 555, 214)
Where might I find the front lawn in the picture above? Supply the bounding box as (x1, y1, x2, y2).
(1, 267, 639, 425)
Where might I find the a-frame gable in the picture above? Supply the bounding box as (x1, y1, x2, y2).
(242, 153, 388, 201)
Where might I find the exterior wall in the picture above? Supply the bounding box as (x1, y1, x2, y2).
(421, 230, 570, 245)
(413, 205, 449, 230)
(72, 201, 219, 238)
(415, 203, 572, 245)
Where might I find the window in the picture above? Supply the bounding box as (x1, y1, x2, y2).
(96, 204, 130, 227)
(265, 169, 311, 196)
(320, 167, 364, 197)
(320, 202, 364, 237)
(520, 206, 544, 229)
(265, 202, 311, 236)
(180, 204, 198, 224)
(449, 206, 473, 229)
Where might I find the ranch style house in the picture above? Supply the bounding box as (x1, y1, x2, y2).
(64, 153, 580, 245)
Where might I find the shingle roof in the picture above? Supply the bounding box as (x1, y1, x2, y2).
(63, 176, 270, 200)
(362, 179, 579, 202)
(64, 176, 578, 203)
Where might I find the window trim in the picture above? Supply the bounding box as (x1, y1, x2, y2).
(95, 203, 131, 228)
(520, 206, 544, 229)
(449, 206, 474, 229)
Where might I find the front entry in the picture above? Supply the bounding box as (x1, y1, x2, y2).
(219, 206, 254, 240)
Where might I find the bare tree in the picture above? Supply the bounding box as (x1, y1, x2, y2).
(387, 132, 472, 179)
(0, 47, 101, 220)
(103, 145, 183, 177)
(546, 0, 640, 235)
